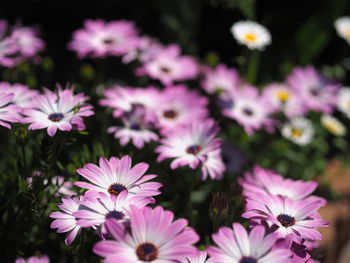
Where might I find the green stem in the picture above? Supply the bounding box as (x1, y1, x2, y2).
(21, 144, 27, 176)
(246, 50, 260, 85)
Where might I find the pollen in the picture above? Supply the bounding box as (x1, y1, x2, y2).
(291, 128, 302, 137)
(277, 90, 290, 102)
(244, 33, 257, 43)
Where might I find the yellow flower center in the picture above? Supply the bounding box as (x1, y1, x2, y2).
(291, 128, 302, 138)
(277, 90, 290, 102)
(244, 33, 257, 43)
(346, 28, 350, 40)
(347, 100, 350, 110)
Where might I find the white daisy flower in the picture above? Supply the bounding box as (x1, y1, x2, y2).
(337, 87, 350, 118)
(321, 115, 346, 136)
(230, 21, 271, 50)
(281, 117, 314, 145)
(334, 16, 350, 44)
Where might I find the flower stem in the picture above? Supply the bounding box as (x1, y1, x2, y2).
(246, 50, 260, 85)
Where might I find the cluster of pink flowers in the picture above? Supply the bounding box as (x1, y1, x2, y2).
(0, 83, 94, 136)
(0, 20, 45, 67)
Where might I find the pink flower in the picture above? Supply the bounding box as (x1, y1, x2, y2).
(155, 85, 209, 134)
(15, 255, 49, 263)
(287, 66, 340, 114)
(142, 44, 199, 85)
(11, 26, 45, 58)
(221, 85, 275, 135)
(50, 195, 82, 245)
(69, 19, 140, 58)
(207, 223, 293, 263)
(201, 64, 243, 95)
(0, 93, 21, 129)
(93, 206, 199, 262)
(180, 251, 216, 263)
(156, 119, 224, 180)
(242, 194, 328, 244)
(73, 191, 153, 228)
(22, 87, 94, 136)
(0, 20, 19, 67)
(75, 155, 162, 198)
(0, 82, 39, 109)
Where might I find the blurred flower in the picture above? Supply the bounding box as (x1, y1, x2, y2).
(201, 64, 243, 95)
(75, 155, 162, 199)
(231, 21, 271, 50)
(142, 44, 199, 85)
(321, 115, 346, 136)
(208, 224, 293, 262)
(180, 251, 215, 263)
(15, 255, 50, 263)
(156, 119, 224, 180)
(337, 87, 350, 118)
(93, 206, 199, 261)
(0, 93, 21, 129)
(50, 195, 82, 245)
(12, 25, 45, 59)
(221, 142, 247, 174)
(334, 16, 350, 44)
(0, 82, 39, 109)
(243, 194, 327, 243)
(22, 86, 94, 136)
(221, 85, 275, 135)
(287, 66, 340, 114)
(69, 19, 140, 58)
(281, 117, 314, 145)
(0, 20, 20, 67)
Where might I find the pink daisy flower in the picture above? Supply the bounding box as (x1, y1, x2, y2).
(75, 155, 162, 198)
(155, 85, 208, 134)
(93, 206, 199, 262)
(69, 19, 140, 58)
(0, 20, 19, 67)
(156, 119, 224, 180)
(22, 87, 94, 136)
(242, 194, 328, 243)
(73, 191, 153, 228)
(287, 66, 340, 113)
(15, 255, 49, 263)
(262, 83, 306, 119)
(207, 223, 293, 263)
(180, 251, 216, 263)
(0, 82, 39, 109)
(142, 44, 199, 85)
(108, 104, 159, 149)
(11, 26, 45, 59)
(50, 195, 82, 245)
(221, 85, 275, 135)
(201, 64, 243, 95)
(0, 93, 21, 129)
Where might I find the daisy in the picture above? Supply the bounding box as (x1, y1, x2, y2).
(155, 119, 224, 180)
(142, 44, 199, 85)
(15, 255, 50, 263)
(11, 26, 45, 59)
(180, 251, 216, 263)
(337, 87, 350, 118)
(231, 21, 271, 50)
(75, 155, 162, 198)
(334, 16, 350, 44)
(50, 195, 82, 245)
(321, 115, 346, 136)
(0, 20, 19, 67)
(0, 93, 21, 129)
(242, 194, 328, 243)
(155, 85, 209, 134)
(281, 117, 314, 145)
(69, 19, 140, 58)
(73, 191, 152, 229)
(201, 64, 243, 95)
(93, 206, 199, 262)
(207, 223, 293, 263)
(221, 85, 275, 135)
(0, 82, 39, 109)
(22, 87, 94, 136)
(262, 83, 306, 119)
(287, 66, 340, 113)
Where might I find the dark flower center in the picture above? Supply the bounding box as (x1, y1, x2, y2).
(160, 66, 171, 73)
(136, 242, 158, 261)
(103, 38, 115, 45)
(310, 87, 320, 97)
(242, 108, 254, 116)
(186, 144, 202, 155)
(239, 257, 257, 263)
(277, 214, 296, 227)
(48, 113, 64, 122)
(108, 183, 127, 196)
(163, 109, 178, 119)
(130, 123, 141, 130)
(106, 210, 125, 220)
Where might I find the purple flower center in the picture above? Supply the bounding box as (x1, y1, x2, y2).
(48, 113, 64, 122)
(130, 123, 141, 130)
(106, 210, 125, 220)
(239, 257, 257, 263)
(103, 38, 115, 45)
(108, 183, 127, 196)
(136, 242, 158, 261)
(186, 144, 202, 155)
(242, 108, 254, 116)
(160, 66, 171, 73)
(310, 87, 320, 97)
(163, 109, 178, 119)
(277, 214, 296, 227)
